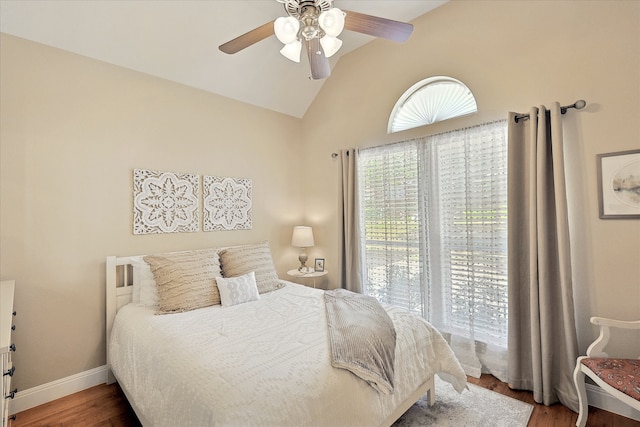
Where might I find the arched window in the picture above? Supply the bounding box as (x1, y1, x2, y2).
(388, 76, 477, 133)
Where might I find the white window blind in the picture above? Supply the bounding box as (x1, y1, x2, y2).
(387, 76, 478, 133)
(422, 123, 508, 348)
(358, 120, 508, 379)
(357, 142, 423, 315)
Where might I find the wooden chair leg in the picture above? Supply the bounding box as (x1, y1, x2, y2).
(573, 359, 588, 427)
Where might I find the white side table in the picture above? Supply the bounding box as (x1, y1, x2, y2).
(287, 269, 328, 288)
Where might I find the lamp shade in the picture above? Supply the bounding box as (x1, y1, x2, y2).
(274, 16, 299, 44)
(320, 35, 342, 58)
(280, 40, 302, 62)
(318, 8, 345, 37)
(291, 226, 314, 248)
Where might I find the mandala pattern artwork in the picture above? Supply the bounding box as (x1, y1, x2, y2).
(203, 176, 252, 231)
(133, 169, 199, 234)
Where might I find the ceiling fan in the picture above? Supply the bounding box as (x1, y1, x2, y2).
(219, 0, 414, 80)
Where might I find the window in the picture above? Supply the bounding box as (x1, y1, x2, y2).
(357, 142, 422, 314)
(358, 120, 508, 378)
(388, 76, 477, 133)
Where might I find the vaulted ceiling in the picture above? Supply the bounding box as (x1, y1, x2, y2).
(0, 1, 447, 118)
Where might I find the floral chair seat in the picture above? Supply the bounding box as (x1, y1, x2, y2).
(573, 317, 640, 427)
(580, 358, 640, 401)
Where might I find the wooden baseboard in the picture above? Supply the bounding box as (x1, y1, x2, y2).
(8, 365, 107, 415)
(8, 366, 640, 422)
(586, 383, 640, 422)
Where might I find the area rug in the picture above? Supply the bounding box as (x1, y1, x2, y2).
(392, 376, 534, 427)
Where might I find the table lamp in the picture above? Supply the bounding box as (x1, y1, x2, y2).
(291, 226, 314, 273)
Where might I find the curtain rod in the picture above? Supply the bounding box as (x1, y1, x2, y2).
(331, 103, 586, 157)
(514, 99, 586, 123)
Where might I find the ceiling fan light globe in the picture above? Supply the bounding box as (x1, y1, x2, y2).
(274, 16, 300, 44)
(320, 35, 342, 57)
(319, 8, 345, 37)
(280, 40, 302, 62)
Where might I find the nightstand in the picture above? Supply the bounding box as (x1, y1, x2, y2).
(287, 269, 328, 288)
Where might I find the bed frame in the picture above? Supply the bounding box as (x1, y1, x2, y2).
(105, 254, 436, 427)
(105, 256, 138, 385)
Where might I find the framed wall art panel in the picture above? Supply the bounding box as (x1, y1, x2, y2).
(203, 176, 252, 231)
(597, 149, 640, 219)
(133, 169, 200, 234)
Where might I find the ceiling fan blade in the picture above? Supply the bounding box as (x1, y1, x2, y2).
(306, 38, 331, 80)
(343, 10, 413, 43)
(219, 21, 275, 54)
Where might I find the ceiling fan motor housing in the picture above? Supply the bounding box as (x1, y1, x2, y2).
(284, 0, 336, 41)
(300, 8, 320, 40)
(284, 0, 332, 20)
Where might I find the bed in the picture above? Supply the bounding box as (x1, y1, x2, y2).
(106, 243, 467, 426)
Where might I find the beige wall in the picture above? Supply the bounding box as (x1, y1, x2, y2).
(1, 0, 639, 393)
(0, 34, 306, 390)
(302, 0, 640, 353)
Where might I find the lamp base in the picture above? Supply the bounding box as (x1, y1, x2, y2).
(298, 250, 309, 273)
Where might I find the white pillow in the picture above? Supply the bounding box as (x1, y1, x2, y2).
(129, 256, 143, 304)
(131, 257, 159, 308)
(215, 272, 260, 307)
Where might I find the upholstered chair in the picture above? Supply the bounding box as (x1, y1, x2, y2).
(573, 316, 640, 427)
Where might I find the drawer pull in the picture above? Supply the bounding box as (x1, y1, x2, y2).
(12, 310, 16, 316)
(5, 388, 17, 399)
(11, 324, 16, 331)
(3, 366, 15, 377)
(9, 343, 16, 352)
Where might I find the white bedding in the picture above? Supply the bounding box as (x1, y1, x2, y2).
(109, 282, 466, 427)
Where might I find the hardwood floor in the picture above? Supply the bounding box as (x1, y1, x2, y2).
(10, 375, 640, 426)
(466, 375, 639, 427)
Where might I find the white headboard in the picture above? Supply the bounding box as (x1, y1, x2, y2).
(105, 255, 139, 384)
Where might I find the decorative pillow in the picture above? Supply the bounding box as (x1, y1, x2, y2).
(143, 248, 222, 314)
(130, 256, 159, 308)
(218, 241, 283, 294)
(215, 272, 260, 307)
(129, 256, 144, 304)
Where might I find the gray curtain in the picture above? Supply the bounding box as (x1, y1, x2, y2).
(507, 103, 579, 412)
(340, 148, 362, 293)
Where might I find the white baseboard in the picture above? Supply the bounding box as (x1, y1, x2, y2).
(586, 383, 640, 422)
(8, 365, 107, 415)
(7, 365, 640, 423)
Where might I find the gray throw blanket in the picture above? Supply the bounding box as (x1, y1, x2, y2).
(324, 289, 396, 394)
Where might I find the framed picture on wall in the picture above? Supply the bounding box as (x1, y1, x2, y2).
(597, 149, 640, 219)
(314, 258, 325, 272)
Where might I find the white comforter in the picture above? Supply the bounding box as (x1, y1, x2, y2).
(109, 282, 466, 427)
